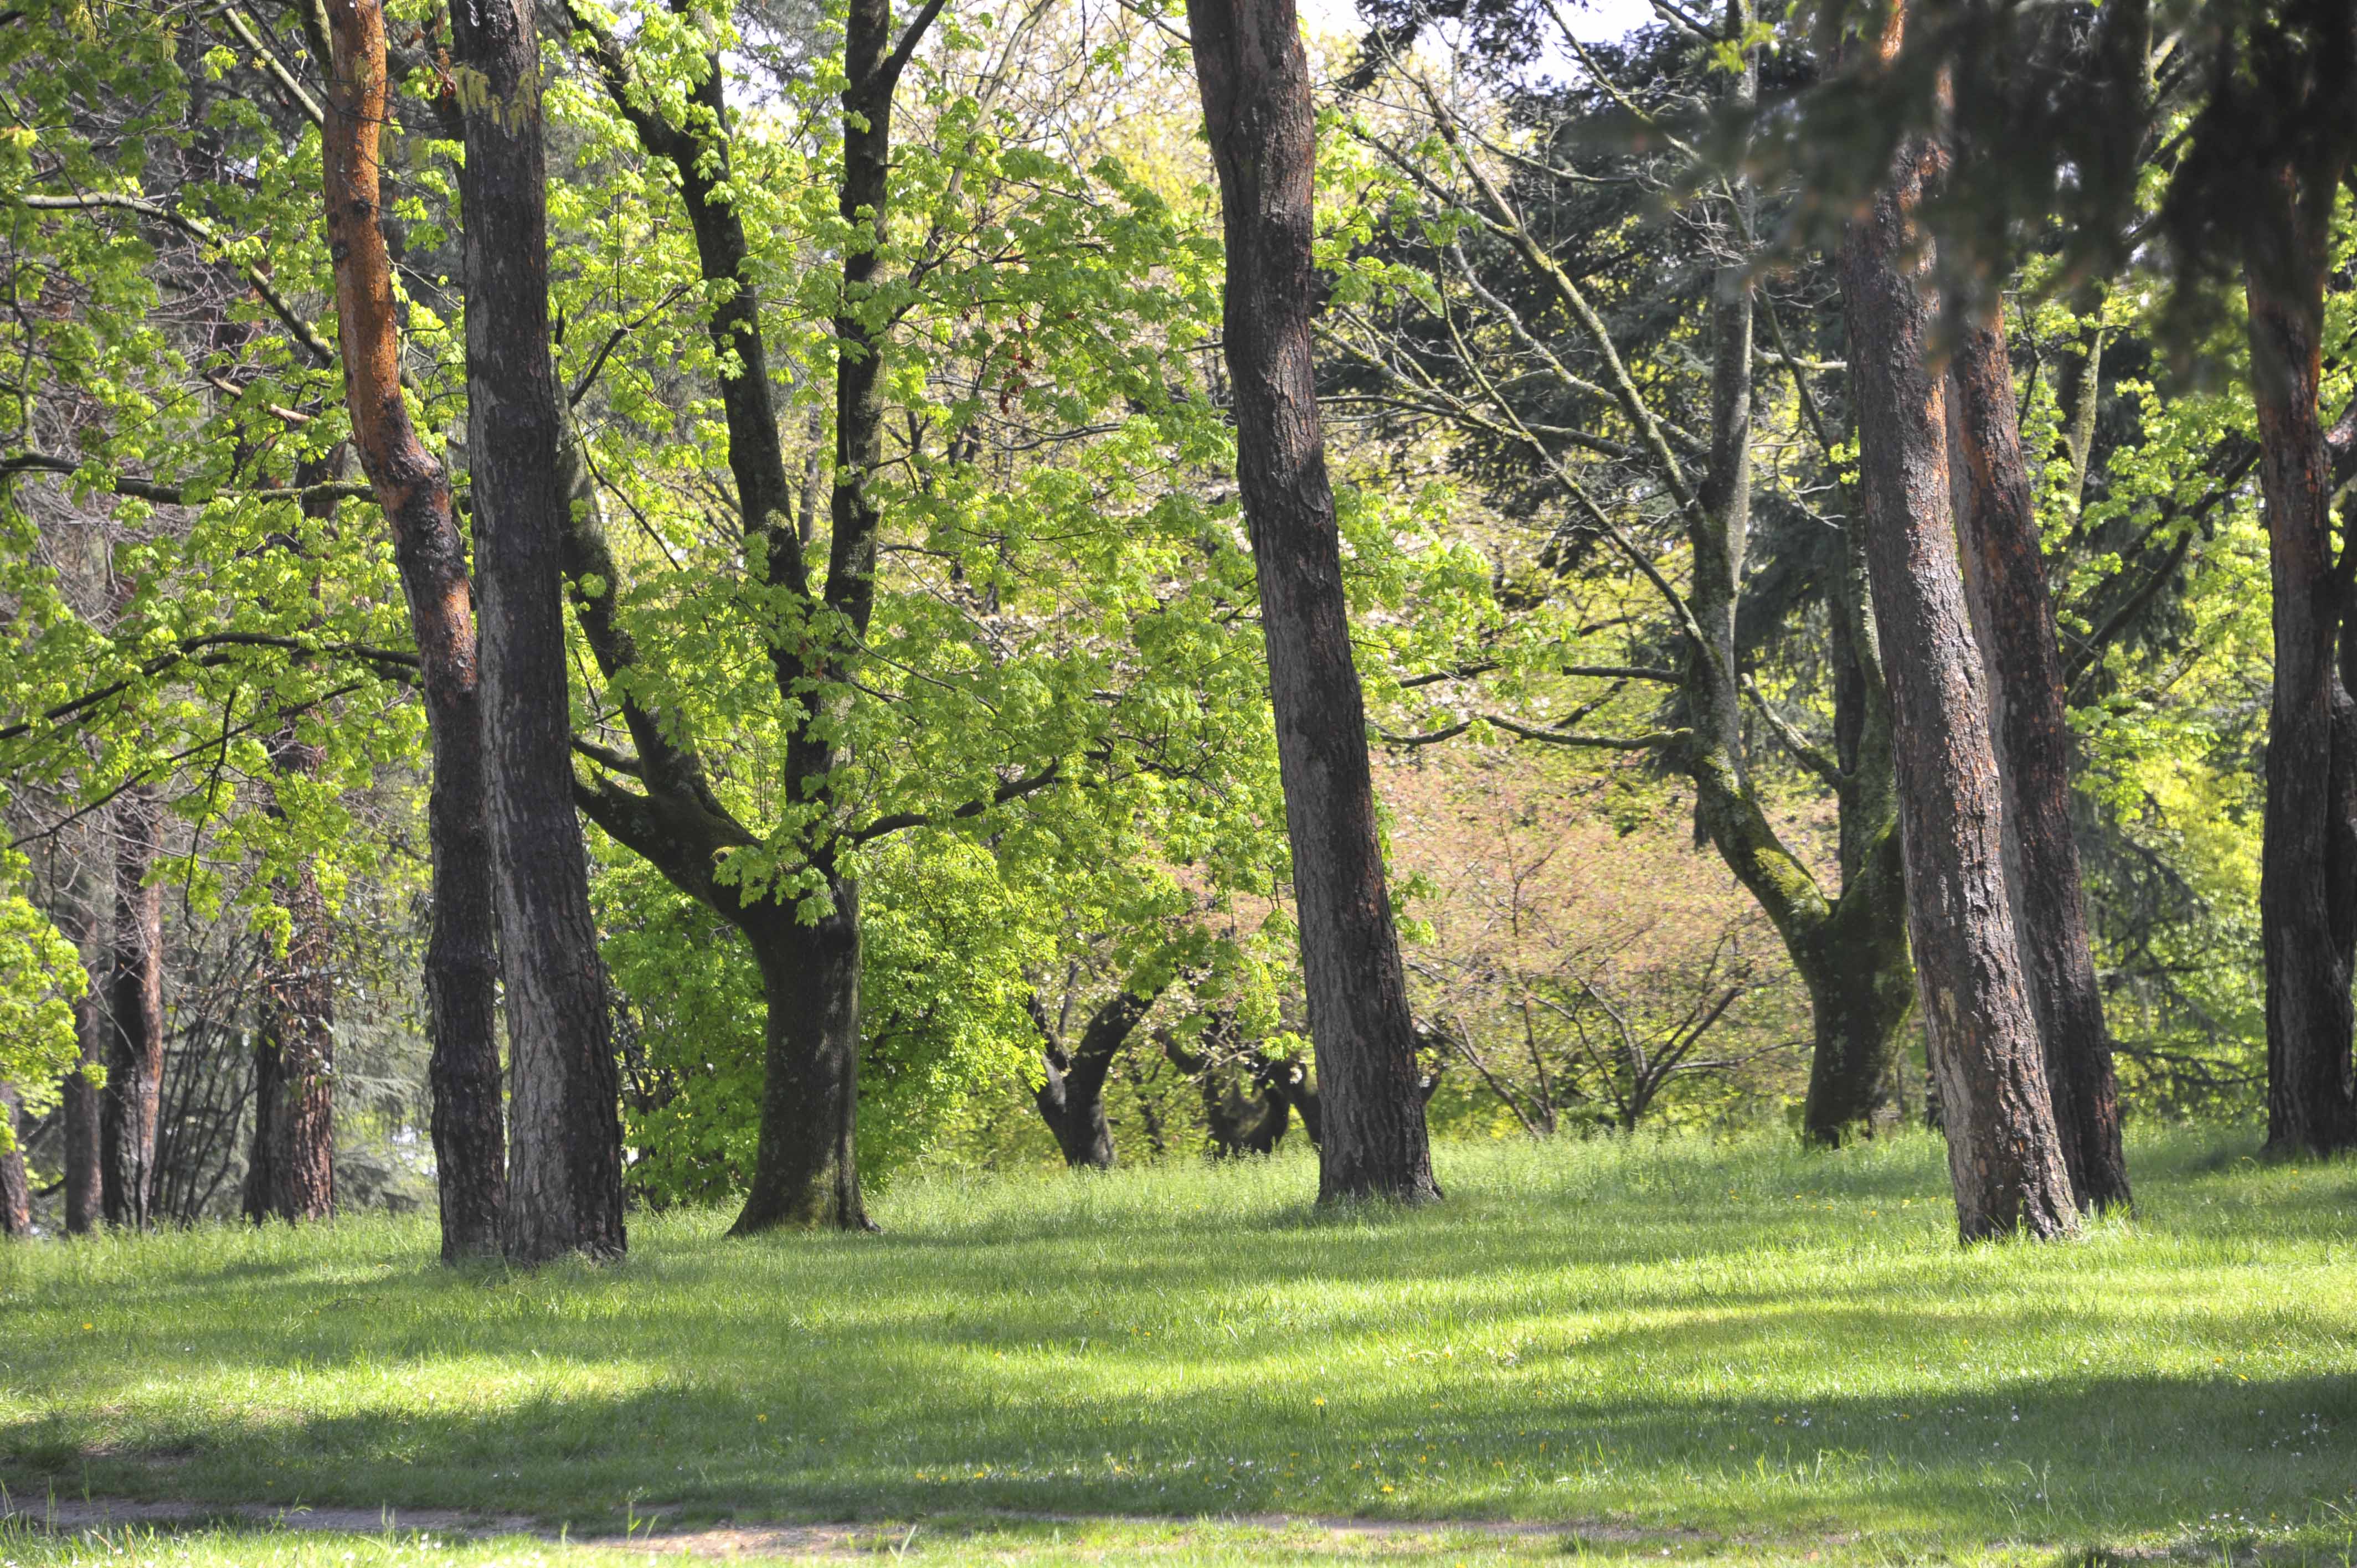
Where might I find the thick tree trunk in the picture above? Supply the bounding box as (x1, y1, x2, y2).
(1031, 984, 1162, 1169)
(1795, 824, 1914, 1139)
(733, 902, 866, 1231)
(100, 786, 164, 1229)
(450, 0, 626, 1263)
(321, 0, 506, 1258)
(1186, 0, 1437, 1204)
(0, 1084, 30, 1236)
(1947, 318, 2130, 1210)
(1839, 128, 2078, 1242)
(243, 862, 337, 1224)
(2246, 163, 2357, 1157)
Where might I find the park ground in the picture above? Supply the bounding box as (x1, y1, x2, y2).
(0, 1129, 2349, 1566)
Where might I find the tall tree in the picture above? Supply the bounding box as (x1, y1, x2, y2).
(56, 859, 103, 1236)
(100, 786, 164, 1227)
(1838, 97, 2077, 1241)
(449, 0, 627, 1263)
(244, 470, 347, 1227)
(320, 0, 507, 1256)
(2172, 1, 2357, 1157)
(1186, 0, 1439, 1203)
(1946, 318, 2131, 1210)
(1329, 20, 1916, 1143)
(558, 0, 953, 1232)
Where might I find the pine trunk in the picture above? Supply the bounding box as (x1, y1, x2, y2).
(1946, 317, 2130, 1209)
(321, 0, 506, 1258)
(1838, 130, 2078, 1242)
(100, 786, 164, 1229)
(1186, 0, 1437, 1204)
(2246, 163, 2357, 1157)
(449, 0, 626, 1263)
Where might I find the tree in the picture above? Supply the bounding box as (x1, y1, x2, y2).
(1186, 0, 1439, 1203)
(1028, 978, 1170, 1169)
(1838, 95, 2076, 1241)
(318, 0, 508, 1254)
(2162, 1, 2357, 1157)
(1946, 316, 2130, 1209)
(449, 0, 627, 1263)
(100, 787, 165, 1227)
(553, 0, 953, 1233)
(549, 0, 1263, 1229)
(1327, 18, 1916, 1143)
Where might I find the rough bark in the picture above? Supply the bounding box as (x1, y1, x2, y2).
(449, 0, 626, 1263)
(321, 0, 505, 1257)
(100, 786, 164, 1229)
(2246, 159, 2357, 1157)
(1947, 317, 2130, 1210)
(735, 902, 866, 1229)
(1030, 983, 1165, 1169)
(243, 859, 337, 1223)
(1839, 125, 2078, 1242)
(0, 1084, 30, 1236)
(1186, 0, 1437, 1204)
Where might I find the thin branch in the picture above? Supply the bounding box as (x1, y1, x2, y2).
(0, 451, 369, 507)
(18, 193, 336, 367)
(842, 762, 1062, 846)
(221, 4, 325, 128)
(1741, 675, 1841, 786)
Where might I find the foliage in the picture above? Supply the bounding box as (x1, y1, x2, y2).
(601, 833, 1053, 1204)
(0, 853, 86, 1143)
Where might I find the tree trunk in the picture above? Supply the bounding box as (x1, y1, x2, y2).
(1838, 127, 2078, 1242)
(321, 0, 505, 1258)
(100, 786, 164, 1229)
(0, 1084, 30, 1236)
(243, 862, 337, 1224)
(1795, 823, 1914, 1139)
(1676, 45, 1917, 1146)
(56, 863, 104, 1236)
(1031, 984, 1163, 1169)
(733, 902, 866, 1231)
(1186, 0, 1437, 1204)
(245, 468, 344, 1227)
(2246, 160, 2357, 1157)
(1947, 317, 2130, 1210)
(449, 0, 626, 1263)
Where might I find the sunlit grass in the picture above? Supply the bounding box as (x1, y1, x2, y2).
(0, 1128, 2350, 1565)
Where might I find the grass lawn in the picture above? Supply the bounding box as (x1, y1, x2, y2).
(0, 1128, 2350, 1565)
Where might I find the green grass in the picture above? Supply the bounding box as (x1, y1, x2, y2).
(0, 1129, 2351, 1566)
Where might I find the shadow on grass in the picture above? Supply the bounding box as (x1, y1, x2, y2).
(2, 1132, 2349, 1557)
